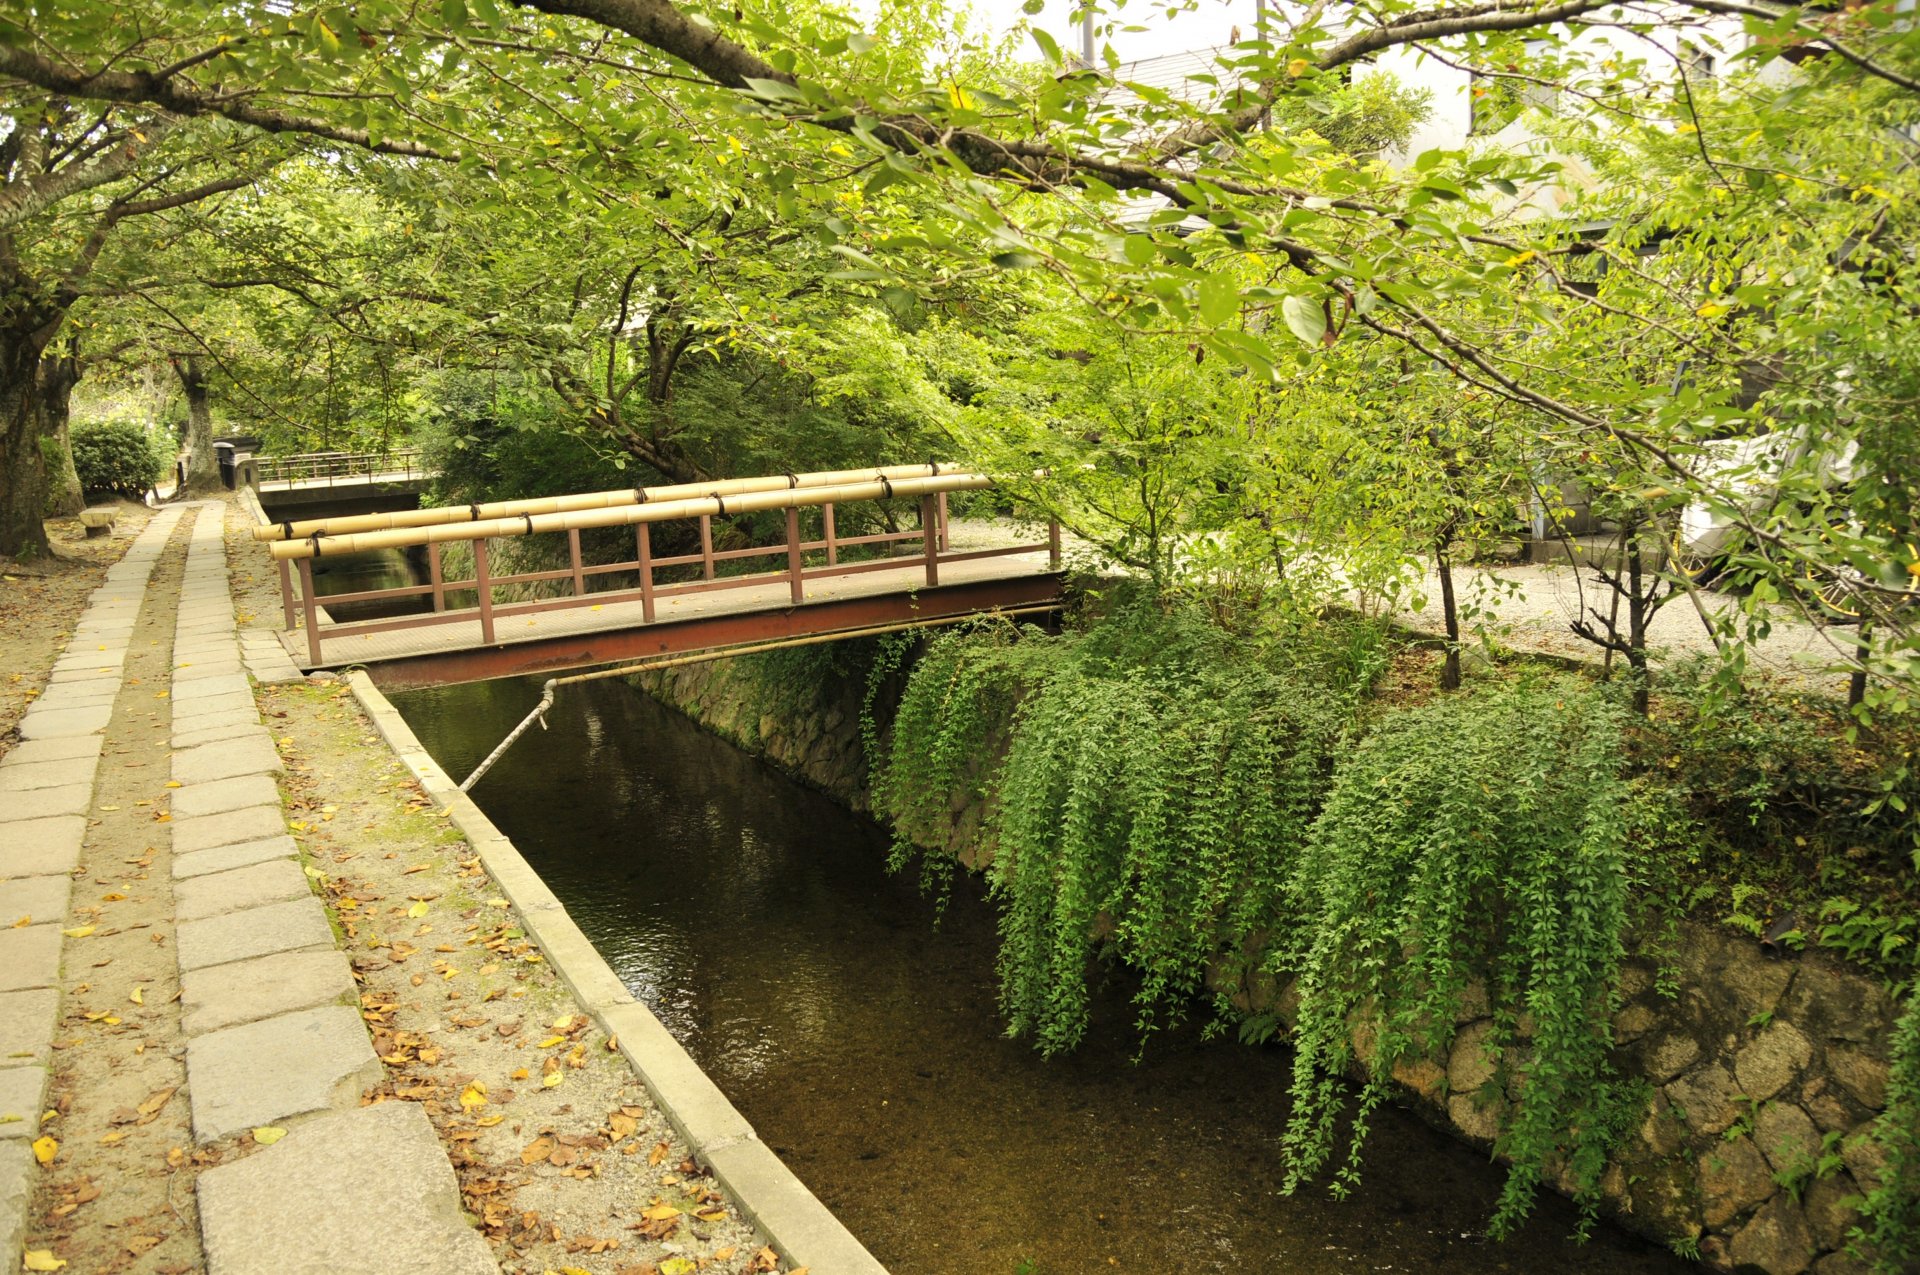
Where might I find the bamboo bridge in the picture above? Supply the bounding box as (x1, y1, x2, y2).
(253, 464, 1066, 687)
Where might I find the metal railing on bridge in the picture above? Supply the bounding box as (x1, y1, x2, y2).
(255, 464, 1060, 665)
(255, 449, 427, 487)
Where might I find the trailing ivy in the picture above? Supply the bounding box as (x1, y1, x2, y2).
(1278, 678, 1638, 1237)
(1857, 994, 1920, 1274)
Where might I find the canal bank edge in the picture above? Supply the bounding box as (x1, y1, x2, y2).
(632, 653, 1901, 1275)
(344, 669, 890, 1275)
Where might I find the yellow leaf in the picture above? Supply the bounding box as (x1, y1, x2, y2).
(459, 1082, 488, 1110)
(31, 1135, 58, 1164)
(485, 898, 509, 909)
(537, 1035, 566, 1048)
(129, 987, 143, 1005)
(164, 781, 182, 789)
(642, 1205, 680, 1222)
(660, 1259, 696, 1275)
(408, 902, 430, 919)
(542, 1071, 563, 1088)
(475, 1114, 504, 1127)
(1696, 301, 1729, 318)
(252, 1127, 287, 1145)
(61, 925, 94, 938)
(22, 1250, 66, 1271)
(551, 1015, 573, 1030)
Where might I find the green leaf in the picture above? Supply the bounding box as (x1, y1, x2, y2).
(1030, 27, 1062, 65)
(1197, 273, 1239, 327)
(1282, 294, 1327, 345)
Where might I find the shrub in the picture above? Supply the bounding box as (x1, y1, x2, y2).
(71, 420, 165, 498)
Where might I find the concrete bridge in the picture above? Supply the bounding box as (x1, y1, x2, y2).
(251, 464, 1066, 687)
(250, 449, 436, 513)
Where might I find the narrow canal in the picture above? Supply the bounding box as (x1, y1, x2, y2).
(393, 675, 1687, 1275)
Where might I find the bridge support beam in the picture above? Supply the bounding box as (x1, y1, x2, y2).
(360, 572, 1068, 690)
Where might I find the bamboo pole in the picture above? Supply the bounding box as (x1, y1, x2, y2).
(251, 463, 961, 541)
(268, 472, 999, 561)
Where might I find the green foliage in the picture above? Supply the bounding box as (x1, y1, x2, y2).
(1269, 72, 1434, 157)
(1278, 679, 1637, 1236)
(1855, 995, 1920, 1274)
(69, 420, 165, 498)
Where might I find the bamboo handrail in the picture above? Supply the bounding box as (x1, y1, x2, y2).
(268, 471, 996, 561)
(252, 462, 961, 541)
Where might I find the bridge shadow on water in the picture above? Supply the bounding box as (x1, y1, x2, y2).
(393, 675, 1689, 1275)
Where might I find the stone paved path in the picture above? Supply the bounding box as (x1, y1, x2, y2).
(1, 502, 497, 1274)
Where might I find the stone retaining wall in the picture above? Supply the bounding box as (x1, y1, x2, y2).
(630, 654, 1900, 1275)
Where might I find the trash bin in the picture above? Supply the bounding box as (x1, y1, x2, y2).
(215, 441, 236, 490)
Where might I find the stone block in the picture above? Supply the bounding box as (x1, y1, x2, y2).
(1827, 1044, 1889, 1111)
(1701, 1134, 1777, 1229)
(1730, 1194, 1817, 1275)
(185, 1005, 381, 1143)
(30, 684, 118, 710)
(172, 736, 280, 785)
(196, 1101, 496, 1275)
(0, 989, 57, 1066)
(0, 784, 92, 822)
(183, 950, 355, 1036)
(173, 836, 299, 881)
(172, 774, 281, 820)
(1738, 1021, 1815, 1103)
(1644, 1033, 1702, 1084)
(172, 673, 252, 701)
(176, 859, 311, 922)
(1448, 1092, 1501, 1141)
(2, 737, 102, 766)
(17, 704, 110, 739)
(1447, 1018, 1497, 1095)
(164, 708, 257, 738)
(0, 815, 86, 882)
(172, 805, 287, 856)
(1755, 1101, 1822, 1177)
(176, 898, 333, 972)
(0, 876, 68, 932)
(1802, 1171, 1863, 1251)
(0, 757, 97, 793)
(0, 1066, 46, 1138)
(0, 927, 60, 993)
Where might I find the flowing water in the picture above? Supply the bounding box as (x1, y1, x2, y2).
(393, 676, 1687, 1275)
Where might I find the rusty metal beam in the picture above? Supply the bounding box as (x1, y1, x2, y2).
(357, 572, 1068, 690)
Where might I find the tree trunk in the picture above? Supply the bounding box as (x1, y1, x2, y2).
(40, 353, 82, 517)
(176, 355, 219, 494)
(1436, 533, 1462, 691)
(1625, 524, 1651, 716)
(0, 323, 53, 559)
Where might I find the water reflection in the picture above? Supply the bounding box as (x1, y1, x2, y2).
(308, 547, 430, 622)
(394, 675, 1687, 1275)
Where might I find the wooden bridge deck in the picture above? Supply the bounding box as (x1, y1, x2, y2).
(287, 549, 1066, 688)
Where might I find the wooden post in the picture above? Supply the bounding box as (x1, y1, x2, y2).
(567, 528, 586, 597)
(823, 503, 838, 566)
(474, 538, 496, 645)
(278, 558, 296, 630)
(786, 506, 805, 604)
(937, 491, 950, 552)
(1048, 518, 1062, 570)
(699, 514, 715, 580)
(427, 543, 446, 612)
(636, 523, 656, 623)
(921, 494, 940, 587)
(297, 559, 322, 666)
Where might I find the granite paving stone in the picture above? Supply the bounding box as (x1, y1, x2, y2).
(1, 737, 103, 766)
(182, 950, 355, 1036)
(0, 757, 97, 793)
(0, 1141, 29, 1270)
(0, 816, 85, 879)
(173, 835, 300, 880)
(162, 708, 257, 738)
(184, 1005, 382, 1142)
(172, 722, 266, 750)
(171, 805, 288, 855)
(176, 898, 332, 971)
(0, 784, 92, 822)
(16, 704, 111, 739)
(173, 673, 252, 701)
(171, 774, 281, 820)
(30, 684, 119, 709)
(169, 694, 260, 728)
(0, 989, 58, 1065)
(172, 735, 281, 785)
(0, 927, 60, 993)
(195, 1101, 496, 1275)
(0, 1067, 46, 1138)
(175, 859, 311, 922)
(0, 877, 71, 931)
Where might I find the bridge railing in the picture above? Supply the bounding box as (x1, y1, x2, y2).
(260, 465, 1060, 665)
(255, 449, 426, 486)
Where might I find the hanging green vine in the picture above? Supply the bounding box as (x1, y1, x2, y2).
(1278, 678, 1639, 1237)
(1857, 994, 1920, 1273)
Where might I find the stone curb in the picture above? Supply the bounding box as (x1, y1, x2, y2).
(346, 669, 888, 1275)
